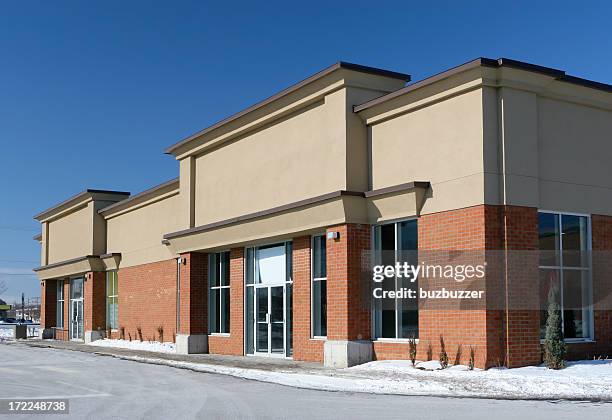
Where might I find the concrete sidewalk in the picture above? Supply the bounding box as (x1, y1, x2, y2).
(19, 339, 327, 374)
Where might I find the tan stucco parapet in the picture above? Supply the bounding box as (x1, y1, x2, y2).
(163, 181, 430, 245)
(164, 189, 365, 240)
(98, 178, 179, 218)
(164, 61, 411, 157)
(33, 189, 130, 222)
(364, 181, 431, 198)
(33, 255, 104, 280)
(354, 57, 612, 114)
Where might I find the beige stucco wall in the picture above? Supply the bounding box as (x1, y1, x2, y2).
(483, 83, 612, 216)
(369, 88, 486, 216)
(193, 89, 348, 227)
(168, 194, 368, 254)
(106, 192, 181, 267)
(47, 204, 93, 264)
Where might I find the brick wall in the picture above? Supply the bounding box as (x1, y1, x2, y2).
(373, 205, 541, 369)
(326, 224, 371, 341)
(209, 248, 245, 356)
(40, 279, 56, 330)
(178, 252, 207, 337)
(84, 271, 106, 335)
(118, 259, 178, 342)
(292, 235, 324, 362)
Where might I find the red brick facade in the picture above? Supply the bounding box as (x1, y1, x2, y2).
(326, 224, 371, 341)
(84, 271, 106, 335)
(292, 235, 324, 362)
(118, 259, 178, 342)
(178, 253, 206, 337)
(208, 248, 245, 356)
(373, 205, 540, 368)
(38, 206, 612, 368)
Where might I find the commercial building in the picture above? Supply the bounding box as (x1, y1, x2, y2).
(34, 58, 612, 368)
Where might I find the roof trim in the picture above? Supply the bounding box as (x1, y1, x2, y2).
(34, 189, 130, 221)
(364, 181, 431, 198)
(164, 61, 410, 155)
(98, 178, 179, 216)
(164, 189, 364, 240)
(100, 253, 121, 259)
(33, 255, 98, 272)
(354, 57, 611, 113)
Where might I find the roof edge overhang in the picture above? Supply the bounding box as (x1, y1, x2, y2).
(99, 178, 179, 218)
(33, 255, 104, 280)
(163, 181, 430, 245)
(354, 57, 612, 113)
(164, 61, 411, 157)
(34, 189, 130, 222)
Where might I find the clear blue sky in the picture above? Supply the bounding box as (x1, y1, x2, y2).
(1, 1, 610, 304)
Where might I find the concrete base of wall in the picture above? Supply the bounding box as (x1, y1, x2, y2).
(40, 328, 54, 339)
(324, 340, 373, 368)
(176, 334, 208, 354)
(84, 330, 104, 343)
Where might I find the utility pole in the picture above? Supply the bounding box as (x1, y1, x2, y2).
(21, 292, 25, 322)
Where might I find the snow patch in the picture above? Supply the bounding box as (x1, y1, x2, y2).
(114, 356, 612, 400)
(0, 328, 15, 339)
(88, 339, 176, 353)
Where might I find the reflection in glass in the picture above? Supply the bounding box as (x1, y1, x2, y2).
(539, 213, 560, 266)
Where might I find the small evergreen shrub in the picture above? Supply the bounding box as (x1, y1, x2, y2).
(426, 342, 433, 361)
(544, 285, 566, 369)
(468, 346, 475, 371)
(439, 335, 449, 369)
(408, 336, 417, 367)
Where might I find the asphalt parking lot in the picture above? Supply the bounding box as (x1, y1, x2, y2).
(1, 342, 610, 419)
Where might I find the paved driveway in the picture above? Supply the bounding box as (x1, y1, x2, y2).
(0, 342, 610, 419)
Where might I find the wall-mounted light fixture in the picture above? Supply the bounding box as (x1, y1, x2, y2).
(327, 231, 340, 240)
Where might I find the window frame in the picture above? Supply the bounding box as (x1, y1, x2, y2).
(208, 251, 231, 335)
(311, 234, 327, 339)
(372, 217, 419, 341)
(106, 270, 119, 331)
(56, 280, 64, 329)
(538, 210, 594, 342)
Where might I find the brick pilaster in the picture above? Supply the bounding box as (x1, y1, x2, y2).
(84, 271, 106, 334)
(326, 224, 371, 341)
(178, 252, 207, 335)
(40, 279, 57, 329)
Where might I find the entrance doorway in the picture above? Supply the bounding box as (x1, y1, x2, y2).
(70, 278, 84, 341)
(246, 242, 292, 357)
(254, 285, 285, 355)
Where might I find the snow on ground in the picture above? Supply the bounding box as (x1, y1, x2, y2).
(115, 355, 612, 400)
(0, 327, 15, 339)
(88, 339, 176, 353)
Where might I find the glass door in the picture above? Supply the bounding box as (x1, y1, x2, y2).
(254, 285, 285, 356)
(70, 299, 83, 340)
(255, 287, 269, 353)
(270, 286, 285, 354)
(246, 242, 292, 357)
(70, 278, 84, 341)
